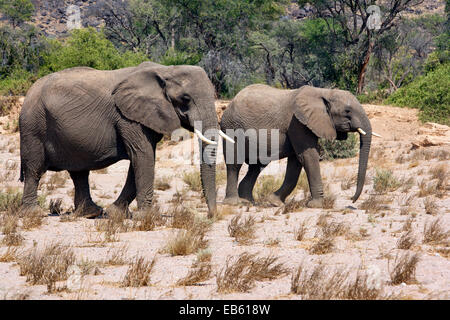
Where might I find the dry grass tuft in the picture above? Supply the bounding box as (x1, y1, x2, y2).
(0, 246, 18, 262)
(291, 261, 388, 300)
(402, 216, 415, 232)
(170, 206, 195, 229)
(294, 219, 309, 241)
(95, 208, 129, 243)
(323, 193, 336, 209)
(423, 218, 449, 245)
(1, 213, 23, 246)
(216, 252, 288, 293)
(132, 206, 165, 231)
(164, 215, 210, 256)
(49, 198, 64, 216)
(0, 189, 22, 215)
(17, 243, 76, 292)
(373, 169, 401, 194)
(417, 177, 445, 198)
(319, 220, 350, 238)
(104, 244, 128, 266)
(360, 195, 385, 213)
(182, 171, 202, 192)
(155, 176, 171, 191)
(215, 205, 235, 220)
(310, 218, 348, 255)
(316, 212, 331, 227)
(389, 252, 420, 285)
(310, 236, 335, 255)
(196, 249, 212, 264)
(424, 197, 439, 215)
(254, 175, 283, 203)
(176, 255, 213, 286)
(21, 207, 44, 230)
(429, 163, 447, 181)
(295, 171, 309, 195)
(279, 199, 305, 215)
(341, 174, 356, 191)
(397, 231, 417, 250)
(121, 255, 156, 287)
(227, 214, 257, 244)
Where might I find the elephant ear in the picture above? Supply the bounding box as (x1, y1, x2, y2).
(112, 68, 180, 136)
(293, 86, 336, 140)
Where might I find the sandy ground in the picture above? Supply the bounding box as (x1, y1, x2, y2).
(0, 100, 449, 300)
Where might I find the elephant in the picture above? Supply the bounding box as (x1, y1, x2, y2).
(19, 61, 234, 218)
(220, 84, 379, 208)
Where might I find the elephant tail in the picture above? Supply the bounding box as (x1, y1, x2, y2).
(19, 162, 24, 182)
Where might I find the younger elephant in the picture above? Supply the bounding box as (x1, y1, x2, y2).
(220, 84, 378, 208)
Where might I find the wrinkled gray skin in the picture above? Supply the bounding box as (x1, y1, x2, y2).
(19, 62, 218, 217)
(220, 84, 372, 208)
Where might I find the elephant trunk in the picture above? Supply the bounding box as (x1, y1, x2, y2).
(352, 109, 372, 203)
(197, 109, 218, 218)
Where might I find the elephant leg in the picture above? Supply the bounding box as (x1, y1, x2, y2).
(288, 121, 324, 208)
(110, 164, 136, 215)
(132, 148, 156, 210)
(297, 148, 323, 208)
(223, 163, 243, 205)
(69, 170, 103, 218)
(21, 168, 44, 211)
(271, 154, 302, 205)
(238, 164, 265, 203)
(117, 120, 159, 210)
(21, 137, 46, 212)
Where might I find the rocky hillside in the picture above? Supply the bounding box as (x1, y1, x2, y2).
(1, 0, 445, 38)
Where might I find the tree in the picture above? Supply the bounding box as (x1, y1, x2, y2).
(371, 14, 445, 93)
(0, 0, 35, 28)
(298, 0, 426, 93)
(166, 0, 288, 93)
(98, 0, 176, 55)
(249, 18, 338, 88)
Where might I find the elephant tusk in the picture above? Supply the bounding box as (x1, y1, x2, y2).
(218, 130, 235, 144)
(357, 128, 367, 135)
(194, 129, 218, 145)
(372, 131, 382, 138)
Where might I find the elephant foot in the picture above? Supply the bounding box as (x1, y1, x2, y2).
(306, 198, 324, 209)
(222, 196, 252, 206)
(267, 193, 284, 207)
(74, 202, 104, 219)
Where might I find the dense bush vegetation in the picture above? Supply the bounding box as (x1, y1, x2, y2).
(319, 134, 358, 161)
(385, 63, 450, 125)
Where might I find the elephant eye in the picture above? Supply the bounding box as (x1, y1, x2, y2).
(181, 94, 191, 103)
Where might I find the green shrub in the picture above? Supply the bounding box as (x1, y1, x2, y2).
(319, 133, 358, 161)
(357, 90, 389, 104)
(385, 63, 450, 125)
(0, 68, 36, 95)
(373, 169, 401, 194)
(41, 28, 147, 74)
(159, 48, 201, 66)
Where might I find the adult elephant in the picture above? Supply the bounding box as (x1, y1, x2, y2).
(19, 61, 233, 218)
(220, 84, 380, 208)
